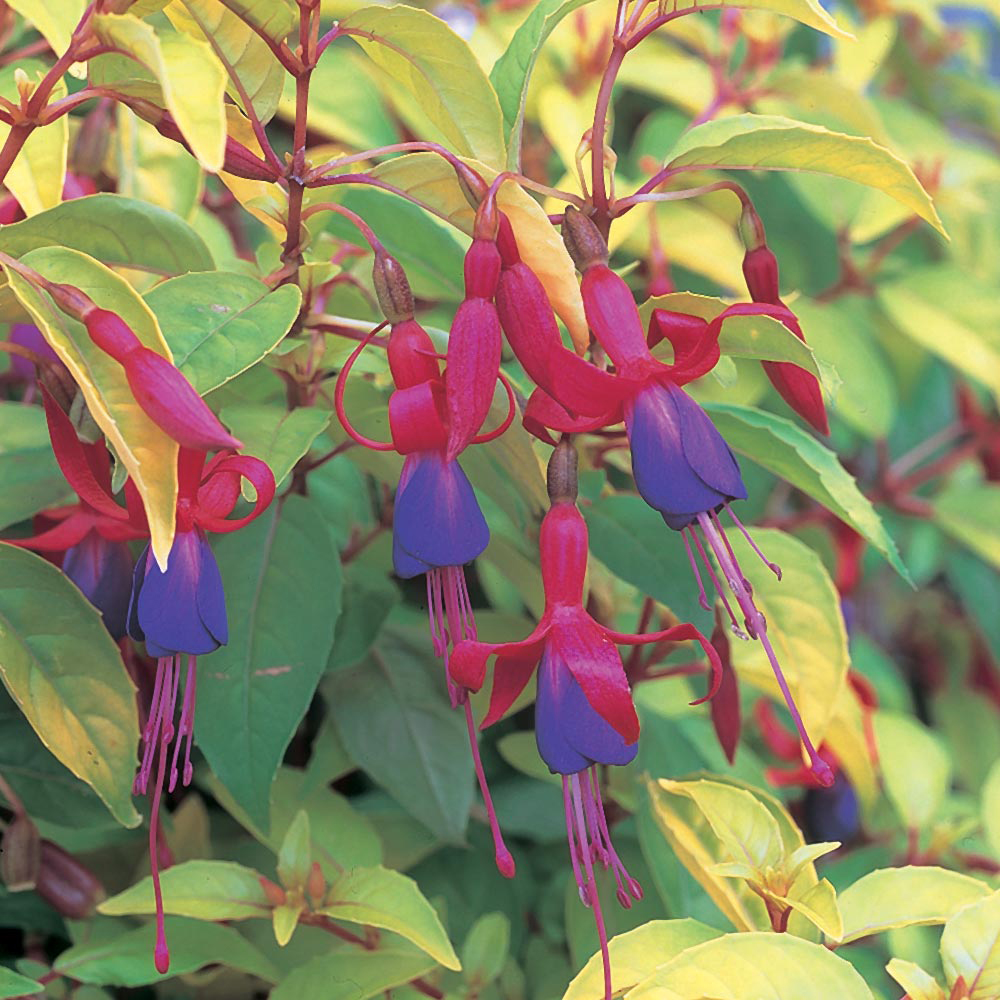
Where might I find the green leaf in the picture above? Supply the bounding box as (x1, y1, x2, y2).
(874, 711, 952, 830)
(0, 401, 72, 530)
(461, 913, 510, 986)
(54, 916, 279, 985)
(934, 480, 1000, 571)
(584, 494, 709, 626)
(982, 760, 1000, 859)
(319, 865, 460, 970)
(339, 6, 506, 169)
(565, 919, 722, 1000)
(489, 0, 593, 168)
(665, 114, 943, 235)
(145, 273, 300, 395)
(0, 547, 140, 828)
(0, 194, 214, 275)
(276, 810, 311, 889)
(272, 901, 303, 948)
(217, 405, 330, 489)
(217, 0, 296, 41)
(167, 0, 285, 123)
(705, 403, 910, 582)
(0, 966, 42, 998)
(325, 626, 474, 842)
(99, 860, 270, 920)
(195, 495, 342, 831)
(269, 944, 436, 1000)
(836, 867, 992, 944)
(941, 892, 1000, 999)
(628, 932, 875, 999)
(92, 13, 227, 171)
(5, 246, 179, 568)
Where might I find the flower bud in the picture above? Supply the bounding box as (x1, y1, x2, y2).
(83, 307, 141, 363)
(373, 252, 414, 324)
(306, 861, 325, 906)
(260, 875, 287, 907)
(738, 203, 767, 253)
(34, 841, 105, 918)
(222, 138, 282, 182)
(561, 206, 609, 272)
(387, 318, 439, 389)
(1, 813, 40, 892)
(496, 214, 520, 267)
(742, 245, 781, 305)
(454, 160, 489, 208)
(546, 438, 578, 505)
(463, 239, 501, 300)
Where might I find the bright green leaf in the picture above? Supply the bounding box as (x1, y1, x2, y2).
(874, 711, 952, 830)
(54, 916, 279, 985)
(272, 901, 303, 948)
(340, 6, 506, 169)
(461, 912, 510, 986)
(196, 496, 342, 831)
(99, 860, 270, 920)
(941, 892, 1000, 999)
(836, 867, 991, 944)
(629, 931, 875, 999)
(565, 919, 722, 1000)
(277, 810, 311, 890)
(92, 13, 227, 171)
(319, 865, 460, 970)
(0, 547, 140, 828)
(145, 273, 301, 395)
(4, 247, 180, 568)
(705, 403, 910, 581)
(934, 480, 1000, 572)
(665, 114, 943, 234)
(0, 194, 214, 274)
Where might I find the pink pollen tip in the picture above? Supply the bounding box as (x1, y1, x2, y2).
(812, 760, 835, 788)
(495, 848, 516, 879)
(615, 888, 632, 909)
(628, 878, 644, 901)
(154, 941, 170, 974)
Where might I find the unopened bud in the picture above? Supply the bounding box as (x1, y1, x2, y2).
(13, 68, 33, 105)
(260, 875, 287, 907)
(372, 252, 414, 324)
(306, 861, 325, 906)
(561, 206, 608, 272)
(1, 814, 40, 892)
(223, 138, 281, 181)
(34, 841, 105, 918)
(83, 308, 142, 362)
(454, 160, 488, 208)
(463, 239, 501, 299)
(546, 438, 578, 505)
(738, 203, 767, 252)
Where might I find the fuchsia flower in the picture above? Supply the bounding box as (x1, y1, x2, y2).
(451, 441, 721, 1000)
(128, 446, 275, 973)
(336, 241, 516, 875)
(495, 207, 833, 788)
(9, 387, 146, 638)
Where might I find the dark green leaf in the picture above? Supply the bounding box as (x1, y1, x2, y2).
(196, 496, 342, 830)
(0, 966, 42, 998)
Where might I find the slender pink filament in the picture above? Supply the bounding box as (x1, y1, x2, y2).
(464, 700, 515, 878)
(690, 526, 746, 639)
(725, 503, 782, 579)
(681, 528, 711, 611)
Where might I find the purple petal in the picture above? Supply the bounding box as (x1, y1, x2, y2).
(394, 453, 489, 570)
(535, 648, 638, 775)
(392, 531, 432, 579)
(63, 531, 134, 640)
(195, 532, 228, 646)
(10, 324, 59, 380)
(126, 545, 150, 643)
(672, 384, 747, 502)
(136, 529, 224, 656)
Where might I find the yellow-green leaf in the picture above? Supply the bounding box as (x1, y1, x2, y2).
(92, 13, 227, 171)
(934, 480, 1000, 572)
(664, 114, 944, 235)
(941, 892, 1000, 999)
(675, 0, 851, 38)
(723, 528, 850, 749)
(217, 0, 296, 42)
(781, 878, 843, 940)
(628, 932, 875, 999)
(3, 247, 179, 568)
(836, 867, 992, 944)
(271, 901, 303, 948)
(276, 810, 311, 890)
(982, 759, 1000, 859)
(166, 0, 285, 123)
(0, 63, 68, 216)
(340, 6, 506, 169)
(0, 547, 141, 828)
(99, 860, 270, 920)
(874, 711, 952, 830)
(4, 0, 86, 55)
(319, 865, 460, 970)
(886, 958, 947, 1000)
(564, 919, 722, 1000)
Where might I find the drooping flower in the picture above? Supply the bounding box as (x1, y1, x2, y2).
(451, 441, 721, 1000)
(127, 446, 275, 973)
(336, 244, 515, 875)
(8, 386, 146, 638)
(497, 207, 832, 787)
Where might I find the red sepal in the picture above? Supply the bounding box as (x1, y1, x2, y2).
(196, 455, 276, 533)
(496, 262, 560, 393)
(389, 381, 449, 455)
(763, 356, 830, 435)
(7, 512, 92, 552)
(387, 319, 440, 390)
(482, 655, 540, 728)
(539, 503, 588, 607)
(123, 348, 242, 451)
(40, 387, 127, 520)
(523, 388, 619, 441)
(742, 246, 781, 303)
(450, 632, 545, 693)
(463, 239, 501, 299)
(708, 613, 740, 764)
(445, 298, 502, 461)
(581, 265, 653, 376)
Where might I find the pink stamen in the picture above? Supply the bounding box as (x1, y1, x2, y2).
(169, 656, 198, 793)
(696, 513, 834, 788)
(682, 529, 711, 611)
(148, 669, 173, 975)
(725, 503, 782, 579)
(563, 776, 587, 900)
(589, 769, 643, 903)
(690, 528, 747, 639)
(464, 700, 515, 878)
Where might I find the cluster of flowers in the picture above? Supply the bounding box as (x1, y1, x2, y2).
(335, 175, 835, 994)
